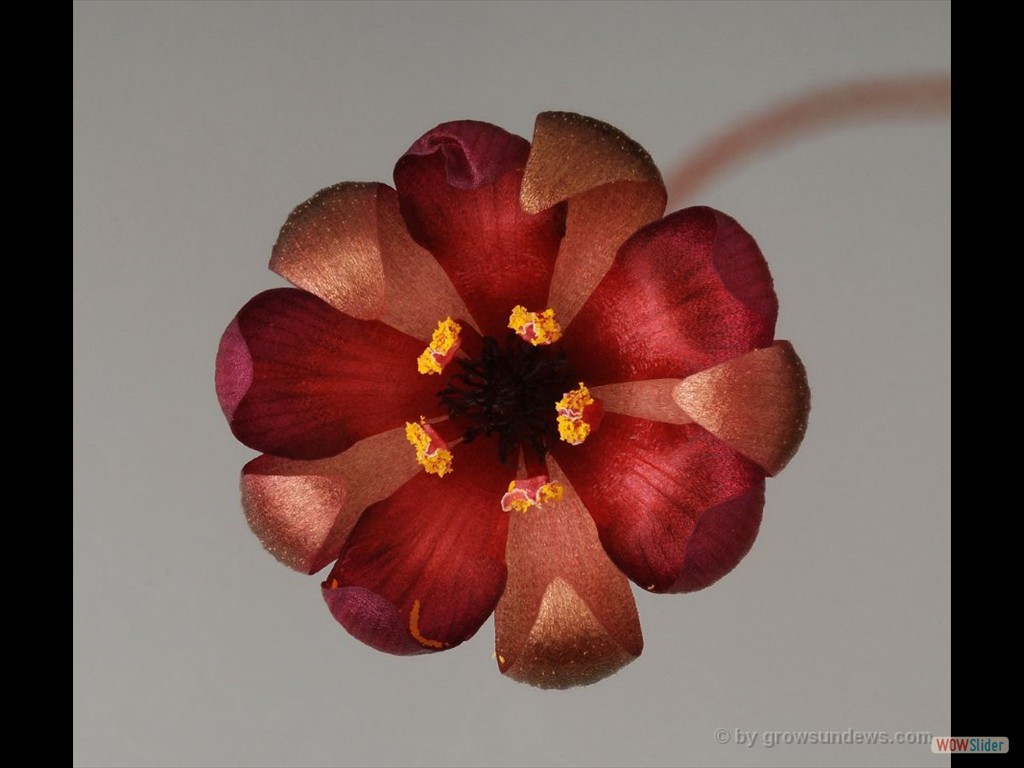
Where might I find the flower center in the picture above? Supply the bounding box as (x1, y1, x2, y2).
(438, 330, 574, 465)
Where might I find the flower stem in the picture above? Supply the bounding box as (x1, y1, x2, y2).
(666, 74, 951, 207)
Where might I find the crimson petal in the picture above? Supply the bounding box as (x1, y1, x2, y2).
(563, 206, 778, 384)
(400, 120, 529, 190)
(323, 438, 513, 654)
(394, 121, 566, 337)
(215, 288, 441, 460)
(552, 414, 766, 593)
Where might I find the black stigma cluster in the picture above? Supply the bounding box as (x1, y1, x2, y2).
(438, 332, 573, 465)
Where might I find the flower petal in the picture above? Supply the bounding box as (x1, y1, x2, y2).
(402, 120, 530, 189)
(591, 344, 810, 474)
(671, 485, 766, 593)
(321, 586, 424, 655)
(590, 379, 693, 425)
(552, 414, 765, 593)
(241, 428, 420, 575)
(674, 342, 810, 475)
(521, 112, 667, 327)
(214, 318, 251, 422)
(270, 183, 385, 322)
(563, 206, 778, 384)
(394, 121, 566, 337)
(323, 438, 513, 654)
(522, 112, 663, 214)
(215, 288, 441, 460)
(495, 460, 642, 689)
(270, 182, 474, 341)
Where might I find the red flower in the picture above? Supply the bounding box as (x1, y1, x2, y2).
(215, 113, 810, 688)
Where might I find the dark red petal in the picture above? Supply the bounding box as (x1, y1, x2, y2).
(563, 207, 778, 384)
(552, 413, 766, 593)
(495, 461, 642, 689)
(521, 112, 667, 327)
(672, 486, 765, 593)
(323, 438, 513, 654)
(675, 341, 811, 475)
(401, 120, 529, 190)
(215, 318, 252, 421)
(394, 121, 566, 337)
(216, 288, 440, 460)
(241, 429, 420, 574)
(322, 586, 425, 655)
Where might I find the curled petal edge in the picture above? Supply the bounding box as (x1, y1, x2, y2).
(674, 341, 810, 475)
(270, 182, 475, 341)
(592, 342, 809, 475)
(521, 111, 663, 215)
(495, 459, 642, 689)
(522, 112, 667, 328)
(242, 427, 420, 575)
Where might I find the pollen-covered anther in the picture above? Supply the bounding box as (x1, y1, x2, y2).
(405, 418, 454, 477)
(508, 305, 562, 346)
(501, 475, 565, 513)
(417, 317, 462, 375)
(556, 382, 604, 445)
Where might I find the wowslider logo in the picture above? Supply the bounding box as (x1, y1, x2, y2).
(931, 737, 1009, 754)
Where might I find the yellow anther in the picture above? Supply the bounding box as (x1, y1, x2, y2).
(508, 497, 533, 514)
(417, 317, 462, 375)
(539, 482, 565, 504)
(556, 383, 597, 446)
(556, 382, 594, 416)
(501, 477, 564, 513)
(558, 418, 591, 445)
(405, 418, 454, 477)
(508, 305, 562, 346)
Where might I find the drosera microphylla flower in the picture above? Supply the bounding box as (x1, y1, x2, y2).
(215, 112, 810, 688)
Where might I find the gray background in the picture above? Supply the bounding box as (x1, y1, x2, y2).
(74, 2, 951, 766)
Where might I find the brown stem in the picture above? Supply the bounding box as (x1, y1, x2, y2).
(666, 74, 951, 206)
